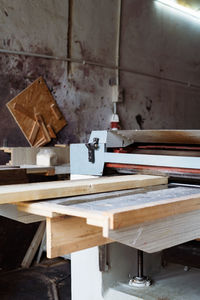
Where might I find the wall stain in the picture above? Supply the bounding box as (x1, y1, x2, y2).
(135, 114, 145, 129)
(145, 97, 153, 112)
(4, 9, 8, 17)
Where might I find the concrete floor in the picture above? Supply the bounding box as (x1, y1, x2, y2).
(106, 264, 200, 300)
(0, 258, 71, 300)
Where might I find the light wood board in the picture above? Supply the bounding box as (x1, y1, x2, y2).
(46, 216, 111, 258)
(108, 209, 200, 253)
(115, 130, 200, 144)
(6, 77, 67, 146)
(21, 221, 45, 267)
(0, 204, 44, 223)
(0, 146, 69, 166)
(18, 185, 200, 234)
(17, 183, 200, 255)
(0, 174, 167, 204)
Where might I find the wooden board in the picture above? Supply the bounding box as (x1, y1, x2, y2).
(0, 204, 44, 223)
(115, 130, 200, 144)
(17, 183, 200, 255)
(6, 77, 67, 146)
(0, 146, 69, 166)
(106, 192, 200, 230)
(18, 185, 200, 235)
(108, 210, 200, 253)
(46, 216, 111, 258)
(21, 222, 45, 267)
(0, 174, 167, 204)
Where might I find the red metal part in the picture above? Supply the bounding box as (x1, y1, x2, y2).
(137, 145, 200, 150)
(113, 146, 200, 153)
(110, 122, 120, 130)
(113, 148, 129, 153)
(105, 163, 200, 175)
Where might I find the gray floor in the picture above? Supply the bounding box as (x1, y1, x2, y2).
(0, 258, 71, 300)
(109, 264, 200, 300)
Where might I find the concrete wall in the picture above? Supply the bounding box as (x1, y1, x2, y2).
(0, 0, 200, 148)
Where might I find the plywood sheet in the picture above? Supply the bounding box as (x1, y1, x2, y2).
(7, 77, 67, 146)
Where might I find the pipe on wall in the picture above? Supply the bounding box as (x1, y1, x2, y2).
(0, 48, 200, 90)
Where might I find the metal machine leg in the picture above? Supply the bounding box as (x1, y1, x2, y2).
(129, 250, 152, 287)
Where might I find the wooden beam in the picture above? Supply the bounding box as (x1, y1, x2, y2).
(0, 175, 167, 204)
(46, 216, 111, 258)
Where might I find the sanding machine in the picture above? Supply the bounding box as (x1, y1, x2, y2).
(70, 130, 200, 300)
(71, 129, 200, 180)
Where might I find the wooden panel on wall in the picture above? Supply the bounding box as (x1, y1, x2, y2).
(7, 77, 67, 146)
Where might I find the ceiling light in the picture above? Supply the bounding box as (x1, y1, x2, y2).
(155, 0, 200, 20)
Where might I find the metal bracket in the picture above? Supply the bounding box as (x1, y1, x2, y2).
(85, 138, 99, 163)
(99, 245, 109, 272)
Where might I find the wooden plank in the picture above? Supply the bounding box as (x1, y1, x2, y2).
(47, 124, 56, 139)
(18, 202, 60, 218)
(35, 113, 51, 143)
(0, 175, 167, 204)
(50, 103, 62, 120)
(108, 210, 200, 253)
(21, 222, 46, 268)
(29, 122, 40, 144)
(18, 185, 200, 235)
(18, 201, 108, 229)
(115, 130, 200, 144)
(105, 192, 200, 230)
(33, 137, 46, 147)
(46, 216, 111, 258)
(0, 204, 44, 223)
(6, 77, 67, 146)
(0, 146, 69, 166)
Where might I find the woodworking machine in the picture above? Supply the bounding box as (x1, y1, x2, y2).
(70, 130, 200, 300)
(71, 129, 200, 181)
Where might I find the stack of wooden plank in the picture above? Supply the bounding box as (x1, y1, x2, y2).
(0, 174, 199, 259)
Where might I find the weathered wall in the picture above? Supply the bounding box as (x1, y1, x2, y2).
(0, 0, 69, 146)
(1, 0, 200, 147)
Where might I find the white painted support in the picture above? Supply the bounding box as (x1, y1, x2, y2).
(71, 247, 104, 300)
(105, 152, 200, 169)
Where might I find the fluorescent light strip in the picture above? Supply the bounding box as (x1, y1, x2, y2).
(156, 0, 200, 20)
